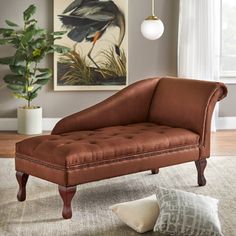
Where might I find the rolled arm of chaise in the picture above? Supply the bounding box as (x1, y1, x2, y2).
(199, 82, 227, 158)
(148, 77, 228, 158)
(52, 78, 160, 135)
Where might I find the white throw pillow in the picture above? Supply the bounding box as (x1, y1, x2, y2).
(109, 195, 160, 233)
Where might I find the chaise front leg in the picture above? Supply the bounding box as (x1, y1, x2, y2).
(58, 185, 77, 219)
(195, 159, 207, 186)
(16, 172, 29, 201)
(151, 169, 159, 174)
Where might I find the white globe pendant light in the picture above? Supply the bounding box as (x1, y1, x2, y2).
(141, 0, 164, 40)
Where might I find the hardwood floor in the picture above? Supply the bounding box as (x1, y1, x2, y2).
(0, 130, 235, 157)
(211, 130, 236, 156)
(0, 132, 49, 158)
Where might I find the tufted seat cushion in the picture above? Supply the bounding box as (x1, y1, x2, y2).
(16, 122, 199, 170)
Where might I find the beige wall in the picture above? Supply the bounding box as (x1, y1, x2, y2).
(0, 0, 234, 118)
(219, 84, 236, 117)
(0, 0, 179, 118)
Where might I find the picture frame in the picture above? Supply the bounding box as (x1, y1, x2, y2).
(53, 0, 128, 91)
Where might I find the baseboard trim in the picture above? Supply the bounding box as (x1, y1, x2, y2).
(0, 118, 61, 131)
(216, 117, 236, 130)
(0, 117, 235, 131)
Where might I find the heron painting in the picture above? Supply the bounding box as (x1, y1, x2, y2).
(53, 0, 128, 91)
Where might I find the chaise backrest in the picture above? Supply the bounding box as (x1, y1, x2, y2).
(148, 77, 227, 157)
(52, 78, 159, 135)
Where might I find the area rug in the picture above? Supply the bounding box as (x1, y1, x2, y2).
(0, 157, 235, 236)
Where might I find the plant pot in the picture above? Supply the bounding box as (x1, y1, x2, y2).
(17, 107, 42, 135)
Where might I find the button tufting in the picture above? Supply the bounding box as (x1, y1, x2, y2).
(157, 131, 165, 134)
(90, 141, 97, 144)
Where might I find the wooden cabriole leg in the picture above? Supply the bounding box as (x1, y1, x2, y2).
(16, 172, 29, 201)
(151, 169, 159, 174)
(195, 159, 207, 186)
(58, 185, 77, 219)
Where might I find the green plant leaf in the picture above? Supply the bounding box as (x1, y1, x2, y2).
(13, 93, 27, 100)
(21, 30, 35, 44)
(51, 45, 70, 54)
(14, 53, 25, 65)
(26, 24, 45, 37)
(32, 86, 42, 93)
(34, 78, 50, 85)
(3, 74, 25, 85)
(0, 28, 14, 35)
(0, 39, 9, 45)
(36, 68, 51, 73)
(5, 20, 19, 27)
(8, 37, 20, 47)
(35, 29, 46, 36)
(9, 65, 25, 75)
(25, 23, 36, 32)
(32, 48, 41, 57)
(29, 92, 38, 100)
(29, 86, 42, 100)
(36, 71, 52, 79)
(26, 19, 37, 25)
(23, 4, 36, 21)
(7, 84, 25, 91)
(0, 57, 15, 65)
(31, 38, 47, 49)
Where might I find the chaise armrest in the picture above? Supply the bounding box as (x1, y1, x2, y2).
(148, 77, 228, 158)
(52, 78, 160, 135)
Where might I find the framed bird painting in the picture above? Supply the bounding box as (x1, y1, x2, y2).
(53, 0, 128, 91)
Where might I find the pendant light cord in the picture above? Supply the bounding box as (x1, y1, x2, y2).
(152, 0, 155, 16)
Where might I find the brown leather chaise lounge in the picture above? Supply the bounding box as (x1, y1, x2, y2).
(15, 77, 227, 219)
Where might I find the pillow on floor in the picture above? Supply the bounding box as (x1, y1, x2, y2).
(154, 187, 223, 236)
(110, 195, 160, 233)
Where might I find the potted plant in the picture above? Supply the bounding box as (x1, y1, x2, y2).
(0, 4, 69, 134)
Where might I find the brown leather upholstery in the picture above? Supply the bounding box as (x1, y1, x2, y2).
(15, 77, 227, 187)
(52, 78, 160, 135)
(149, 77, 227, 158)
(16, 123, 199, 184)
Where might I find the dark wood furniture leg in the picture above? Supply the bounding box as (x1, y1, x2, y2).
(58, 185, 77, 219)
(151, 169, 159, 174)
(16, 172, 29, 201)
(195, 159, 207, 186)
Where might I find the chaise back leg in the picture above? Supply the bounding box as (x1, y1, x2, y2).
(151, 169, 159, 174)
(195, 159, 207, 186)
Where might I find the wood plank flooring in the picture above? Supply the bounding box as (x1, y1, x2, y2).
(211, 130, 236, 156)
(0, 130, 235, 158)
(0, 132, 49, 158)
